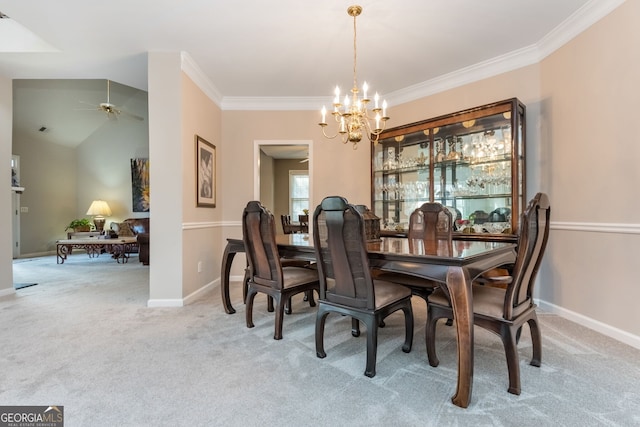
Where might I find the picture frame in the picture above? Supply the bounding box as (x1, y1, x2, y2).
(196, 135, 216, 207)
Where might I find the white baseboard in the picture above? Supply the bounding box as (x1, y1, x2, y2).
(537, 299, 640, 350)
(147, 278, 219, 307)
(183, 279, 217, 305)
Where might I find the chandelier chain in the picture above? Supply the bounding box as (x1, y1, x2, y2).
(352, 11, 357, 91)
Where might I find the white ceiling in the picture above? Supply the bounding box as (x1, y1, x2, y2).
(0, 0, 618, 99)
(0, 1, 624, 149)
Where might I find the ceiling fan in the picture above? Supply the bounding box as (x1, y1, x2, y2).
(78, 80, 143, 121)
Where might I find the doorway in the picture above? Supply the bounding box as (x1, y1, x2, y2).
(254, 140, 312, 222)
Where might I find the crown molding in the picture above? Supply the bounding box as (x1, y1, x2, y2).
(180, 51, 223, 107)
(386, 44, 540, 107)
(192, 0, 626, 111)
(537, 0, 626, 60)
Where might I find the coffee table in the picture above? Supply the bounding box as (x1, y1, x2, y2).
(56, 237, 138, 264)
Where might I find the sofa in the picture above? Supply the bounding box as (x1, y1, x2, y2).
(110, 218, 150, 265)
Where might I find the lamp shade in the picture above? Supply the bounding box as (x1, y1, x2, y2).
(86, 200, 112, 217)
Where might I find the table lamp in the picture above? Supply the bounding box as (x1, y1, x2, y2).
(86, 200, 112, 232)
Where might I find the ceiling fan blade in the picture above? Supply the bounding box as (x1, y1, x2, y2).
(78, 100, 98, 108)
(118, 109, 144, 121)
(74, 81, 143, 121)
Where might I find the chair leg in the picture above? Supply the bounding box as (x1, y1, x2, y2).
(245, 287, 258, 329)
(351, 318, 360, 337)
(306, 290, 316, 307)
(267, 296, 274, 312)
(285, 291, 316, 314)
(273, 295, 285, 340)
(425, 305, 442, 367)
(501, 325, 522, 395)
(316, 307, 330, 358)
(364, 316, 378, 378)
(528, 315, 542, 367)
(402, 304, 413, 353)
(242, 269, 249, 303)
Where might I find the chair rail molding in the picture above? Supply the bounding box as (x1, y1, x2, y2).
(182, 221, 223, 230)
(551, 221, 640, 235)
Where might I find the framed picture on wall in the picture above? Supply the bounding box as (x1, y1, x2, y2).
(196, 135, 216, 207)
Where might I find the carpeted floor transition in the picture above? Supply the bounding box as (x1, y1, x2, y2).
(14, 282, 38, 290)
(3, 253, 640, 426)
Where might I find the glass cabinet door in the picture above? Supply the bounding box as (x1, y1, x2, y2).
(371, 98, 525, 241)
(373, 130, 431, 233)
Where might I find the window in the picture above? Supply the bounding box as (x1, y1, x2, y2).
(289, 171, 309, 218)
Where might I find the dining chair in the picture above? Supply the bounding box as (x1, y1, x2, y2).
(425, 192, 550, 395)
(374, 202, 453, 303)
(281, 214, 294, 234)
(243, 201, 320, 340)
(313, 196, 413, 378)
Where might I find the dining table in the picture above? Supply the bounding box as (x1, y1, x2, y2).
(219, 233, 516, 408)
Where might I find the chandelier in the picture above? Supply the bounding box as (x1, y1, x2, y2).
(318, 5, 389, 149)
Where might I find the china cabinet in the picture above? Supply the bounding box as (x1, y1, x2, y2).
(371, 98, 525, 241)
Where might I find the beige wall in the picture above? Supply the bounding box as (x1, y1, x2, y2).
(0, 75, 12, 294)
(259, 150, 274, 211)
(220, 110, 371, 279)
(537, 0, 640, 339)
(221, 110, 372, 223)
(180, 73, 222, 300)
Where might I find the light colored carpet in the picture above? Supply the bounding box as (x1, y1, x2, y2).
(4, 254, 640, 426)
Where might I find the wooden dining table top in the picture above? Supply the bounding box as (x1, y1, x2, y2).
(275, 233, 516, 283)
